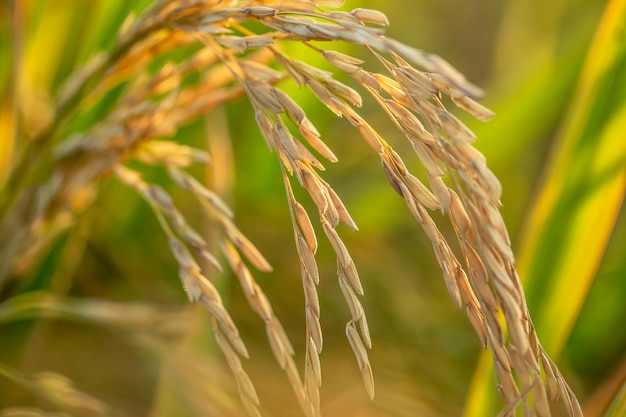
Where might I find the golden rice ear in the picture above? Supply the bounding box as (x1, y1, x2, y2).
(0, 1, 584, 417)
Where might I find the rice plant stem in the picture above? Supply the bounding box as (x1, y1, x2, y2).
(0, 18, 166, 223)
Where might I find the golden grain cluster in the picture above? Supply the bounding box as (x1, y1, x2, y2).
(0, 1, 582, 416)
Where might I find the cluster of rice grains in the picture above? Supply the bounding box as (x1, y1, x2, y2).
(0, 1, 582, 417)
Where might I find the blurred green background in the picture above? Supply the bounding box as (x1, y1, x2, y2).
(1, 0, 625, 416)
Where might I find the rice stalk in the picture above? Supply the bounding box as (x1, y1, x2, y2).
(0, 364, 108, 417)
(0, 1, 583, 416)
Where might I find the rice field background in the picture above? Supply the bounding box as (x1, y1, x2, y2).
(0, 1, 625, 416)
